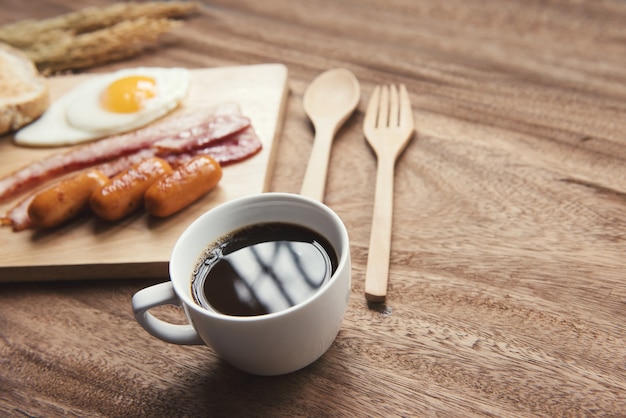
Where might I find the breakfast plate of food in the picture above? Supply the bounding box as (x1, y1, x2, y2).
(0, 51, 289, 282)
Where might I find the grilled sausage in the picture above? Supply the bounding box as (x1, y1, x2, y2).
(144, 155, 222, 217)
(28, 169, 109, 229)
(90, 157, 172, 221)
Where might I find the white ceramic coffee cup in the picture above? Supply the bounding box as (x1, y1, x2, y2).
(132, 192, 351, 376)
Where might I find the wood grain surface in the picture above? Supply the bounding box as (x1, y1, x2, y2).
(0, 64, 288, 281)
(1, 0, 625, 417)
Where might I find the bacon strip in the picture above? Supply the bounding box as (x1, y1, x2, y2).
(1, 126, 263, 231)
(160, 128, 263, 167)
(1, 194, 35, 231)
(154, 114, 251, 153)
(95, 149, 159, 178)
(94, 126, 263, 176)
(0, 103, 250, 202)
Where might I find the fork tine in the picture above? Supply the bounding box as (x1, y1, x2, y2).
(364, 85, 381, 131)
(377, 85, 389, 128)
(388, 84, 399, 127)
(398, 84, 414, 128)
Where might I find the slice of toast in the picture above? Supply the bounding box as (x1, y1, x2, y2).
(0, 43, 49, 136)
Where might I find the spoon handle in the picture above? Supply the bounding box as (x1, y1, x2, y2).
(300, 124, 334, 202)
(364, 156, 395, 302)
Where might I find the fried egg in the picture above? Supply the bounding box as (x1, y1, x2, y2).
(15, 67, 190, 147)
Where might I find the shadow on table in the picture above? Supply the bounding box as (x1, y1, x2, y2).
(150, 341, 351, 417)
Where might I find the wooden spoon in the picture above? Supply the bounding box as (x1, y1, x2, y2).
(300, 68, 360, 201)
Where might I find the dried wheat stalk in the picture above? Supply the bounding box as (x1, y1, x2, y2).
(0, 1, 199, 74)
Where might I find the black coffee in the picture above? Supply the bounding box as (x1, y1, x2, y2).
(191, 222, 338, 316)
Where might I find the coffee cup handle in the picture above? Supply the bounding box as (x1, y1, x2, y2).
(132, 282, 204, 345)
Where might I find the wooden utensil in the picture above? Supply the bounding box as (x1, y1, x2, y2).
(300, 68, 360, 201)
(363, 84, 415, 302)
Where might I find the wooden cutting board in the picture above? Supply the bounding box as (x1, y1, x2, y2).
(0, 63, 289, 282)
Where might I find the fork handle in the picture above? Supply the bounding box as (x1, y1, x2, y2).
(364, 156, 396, 302)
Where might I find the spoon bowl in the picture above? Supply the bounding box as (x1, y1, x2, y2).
(300, 68, 360, 201)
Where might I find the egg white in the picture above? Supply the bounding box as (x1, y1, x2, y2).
(15, 67, 190, 147)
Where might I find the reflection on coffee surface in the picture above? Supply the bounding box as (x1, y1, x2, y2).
(192, 222, 338, 316)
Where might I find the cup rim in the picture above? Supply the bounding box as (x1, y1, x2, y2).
(170, 192, 350, 322)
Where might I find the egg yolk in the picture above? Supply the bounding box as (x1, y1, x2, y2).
(100, 75, 157, 113)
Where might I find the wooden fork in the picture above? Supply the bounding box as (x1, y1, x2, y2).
(363, 84, 415, 302)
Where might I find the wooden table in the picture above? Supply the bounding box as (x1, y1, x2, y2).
(1, 1, 625, 416)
